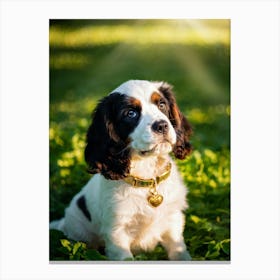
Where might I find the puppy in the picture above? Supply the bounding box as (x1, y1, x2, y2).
(50, 80, 192, 260)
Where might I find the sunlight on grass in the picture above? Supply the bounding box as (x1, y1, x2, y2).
(204, 149, 218, 163)
(51, 97, 97, 116)
(50, 20, 230, 48)
(180, 149, 230, 189)
(50, 53, 89, 69)
(188, 105, 230, 124)
(190, 215, 201, 224)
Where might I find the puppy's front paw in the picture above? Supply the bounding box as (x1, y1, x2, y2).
(105, 246, 133, 261)
(169, 250, 192, 261)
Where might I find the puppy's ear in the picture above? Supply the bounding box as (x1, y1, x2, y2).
(84, 94, 130, 180)
(158, 82, 193, 159)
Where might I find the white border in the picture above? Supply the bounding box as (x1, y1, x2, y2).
(1, 1, 279, 280)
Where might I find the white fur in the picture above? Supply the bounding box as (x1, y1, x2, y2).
(50, 80, 191, 261)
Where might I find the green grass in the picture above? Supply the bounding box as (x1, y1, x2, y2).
(49, 19, 230, 261)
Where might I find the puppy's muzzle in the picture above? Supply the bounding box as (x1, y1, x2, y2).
(151, 120, 169, 135)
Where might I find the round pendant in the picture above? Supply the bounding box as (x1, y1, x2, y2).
(147, 194, 163, 207)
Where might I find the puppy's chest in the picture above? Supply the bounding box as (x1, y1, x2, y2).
(111, 176, 185, 232)
(124, 210, 163, 237)
(122, 189, 173, 233)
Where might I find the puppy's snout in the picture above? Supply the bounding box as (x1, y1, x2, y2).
(151, 120, 169, 135)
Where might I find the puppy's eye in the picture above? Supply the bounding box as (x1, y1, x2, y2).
(126, 110, 138, 119)
(158, 102, 166, 111)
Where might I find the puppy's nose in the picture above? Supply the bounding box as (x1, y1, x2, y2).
(151, 120, 169, 134)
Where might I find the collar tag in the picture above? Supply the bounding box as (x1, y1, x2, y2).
(123, 162, 171, 207)
(147, 184, 164, 207)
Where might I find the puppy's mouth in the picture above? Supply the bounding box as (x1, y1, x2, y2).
(139, 145, 157, 156)
(138, 139, 173, 156)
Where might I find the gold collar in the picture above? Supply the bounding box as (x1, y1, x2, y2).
(123, 162, 172, 207)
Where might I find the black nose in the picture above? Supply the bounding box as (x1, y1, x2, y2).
(151, 120, 169, 134)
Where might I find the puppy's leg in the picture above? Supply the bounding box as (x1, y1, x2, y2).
(104, 228, 133, 261)
(161, 212, 192, 261)
(50, 218, 65, 232)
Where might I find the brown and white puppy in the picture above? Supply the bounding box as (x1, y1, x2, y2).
(50, 80, 192, 260)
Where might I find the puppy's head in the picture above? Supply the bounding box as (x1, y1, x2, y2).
(85, 80, 192, 180)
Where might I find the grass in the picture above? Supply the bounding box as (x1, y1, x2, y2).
(49, 19, 230, 261)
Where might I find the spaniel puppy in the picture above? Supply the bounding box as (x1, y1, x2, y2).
(50, 80, 193, 261)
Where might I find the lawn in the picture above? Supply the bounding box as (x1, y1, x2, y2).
(49, 19, 230, 261)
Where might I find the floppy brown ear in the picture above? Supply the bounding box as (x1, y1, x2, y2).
(158, 82, 193, 159)
(84, 94, 130, 180)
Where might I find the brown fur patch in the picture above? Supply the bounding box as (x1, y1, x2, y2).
(128, 96, 142, 108)
(150, 91, 163, 104)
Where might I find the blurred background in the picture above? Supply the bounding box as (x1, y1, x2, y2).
(50, 19, 230, 261)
